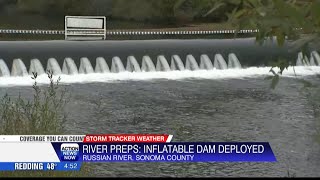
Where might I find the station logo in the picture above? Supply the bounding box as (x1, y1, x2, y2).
(60, 143, 79, 161)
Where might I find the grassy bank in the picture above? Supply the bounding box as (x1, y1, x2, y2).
(0, 72, 91, 177)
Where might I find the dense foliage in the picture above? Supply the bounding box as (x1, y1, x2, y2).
(228, 0, 320, 50)
(219, 0, 320, 88)
(1, 0, 318, 37)
(0, 0, 238, 23)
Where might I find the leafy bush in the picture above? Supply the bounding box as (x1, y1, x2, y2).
(0, 71, 68, 135)
(0, 71, 91, 177)
(222, 0, 320, 88)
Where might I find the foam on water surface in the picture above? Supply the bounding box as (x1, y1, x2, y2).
(0, 66, 319, 87)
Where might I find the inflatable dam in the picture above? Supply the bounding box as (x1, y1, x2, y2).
(0, 38, 319, 77)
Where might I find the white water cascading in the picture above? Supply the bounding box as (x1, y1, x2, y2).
(2, 51, 319, 79)
(310, 51, 320, 66)
(310, 55, 316, 66)
(79, 57, 94, 74)
(0, 59, 10, 77)
(185, 54, 199, 71)
(141, 56, 156, 72)
(47, 58, 62, 75)
(156, 55, 171, 72)
(29, 58, 45, 75)
(171, 55, 185, 71)
(95, 57, 110, 73)
(126, 56, 141, 72)
(111, 56, 125, 73)
(296, 52, 310, 66)
(228, 53, 242, 69)
(62, 57, 78, 75)
(11, 58, 28, 76)
(200, 54, 214, 70)
(214, 54, 228, 70)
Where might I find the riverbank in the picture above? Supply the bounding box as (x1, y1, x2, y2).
(0, 14, 240, 41)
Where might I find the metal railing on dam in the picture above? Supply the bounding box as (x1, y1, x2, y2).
(0, 29, 259, 36)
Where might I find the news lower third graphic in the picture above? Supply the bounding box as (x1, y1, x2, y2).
(0, 134, 277, 171)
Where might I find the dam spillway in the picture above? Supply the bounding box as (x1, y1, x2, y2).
(0, 51, 319, 80)
(0, 39, 319, 79)
(0, 38, 295, 69)
(0, 54, 243, 77)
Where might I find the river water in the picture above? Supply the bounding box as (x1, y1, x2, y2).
(0, 38, 320, 177)
(0, 68, 320, 177)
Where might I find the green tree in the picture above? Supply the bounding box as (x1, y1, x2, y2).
(228, 0, 320, 87)
(16, 0, 92, 16)
(227, 0, 320, 48)
(196, 0, 319, 88)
